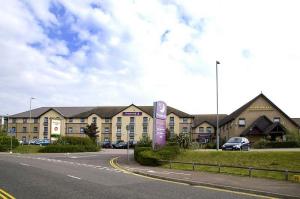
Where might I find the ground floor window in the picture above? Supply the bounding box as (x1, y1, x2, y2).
(104, 137, 110, 142)
(80, 127, 85, 134)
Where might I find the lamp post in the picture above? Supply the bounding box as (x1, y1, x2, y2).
(6, 114, 13, 154)
(29, 97, 36, 142)
(216, 61, 220, 151)
(126, 125, 129, 163)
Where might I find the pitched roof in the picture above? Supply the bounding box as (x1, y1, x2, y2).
(10, 107, 96, 118)
(73, 105, 193, 118)
(220, 93, 300, 128)
(292, 118, 300, 127)
(192, 114, 227, 128)
(240, 115, 273, 136)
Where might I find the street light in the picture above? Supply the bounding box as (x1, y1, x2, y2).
(29, 97, 36, 142)
(6, 114, 13, 154)
(216, 61, 220, 151)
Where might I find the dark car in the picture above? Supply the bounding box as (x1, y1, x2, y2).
(102, 141, 112, 148)
(112, 140, 128, 149)
(222, 137, 250, 151)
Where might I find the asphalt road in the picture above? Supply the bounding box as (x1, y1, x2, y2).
(0, 152, 264, 199)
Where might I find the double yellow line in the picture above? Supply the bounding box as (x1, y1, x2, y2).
(0, 189, 15, 199)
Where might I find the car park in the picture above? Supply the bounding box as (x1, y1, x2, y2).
(102, 141, 112, 148)
(112, 140, 128, 149)
(221, 137, 250, 151)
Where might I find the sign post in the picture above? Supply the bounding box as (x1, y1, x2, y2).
(152, 101, 167, 150)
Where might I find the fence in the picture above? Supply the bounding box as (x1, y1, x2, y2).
(159, 160, 300, 181)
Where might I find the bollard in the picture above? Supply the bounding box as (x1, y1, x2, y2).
(192, 162, 195, 171)
(249, 167, 252, 177)
(218, 163, 221, 173)
(285, 170, 289, 181)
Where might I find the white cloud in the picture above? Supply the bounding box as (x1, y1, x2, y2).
(0, 0, 299, 118)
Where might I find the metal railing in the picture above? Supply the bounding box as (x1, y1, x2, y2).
(159, 160, 300, 181)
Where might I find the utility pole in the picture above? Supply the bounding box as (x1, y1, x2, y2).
(216, 61, 220, 151)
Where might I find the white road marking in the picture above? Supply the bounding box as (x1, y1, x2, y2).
(67, 175, 81, 180)
(20, 163, 30, 166)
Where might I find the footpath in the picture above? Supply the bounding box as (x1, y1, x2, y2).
(115, 155, 300, 199)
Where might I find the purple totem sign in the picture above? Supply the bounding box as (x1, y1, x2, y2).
(153, 101, 167, 149)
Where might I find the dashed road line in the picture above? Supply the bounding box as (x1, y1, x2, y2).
(67, 175, 81, 180)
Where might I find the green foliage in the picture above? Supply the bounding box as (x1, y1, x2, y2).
(39, 144, 100, 153)
(253, 139, 300, 149)
(13, 145, 41, 153)
(56, 136, 96, 146)
(0, 127, 7, 136)
(83, 123, 99, 142)
(136, 135, 152, 147)
(176, 133, 190, 149)
(286, 130, 300, 142)
(0, 135, 19, 152)
(134, 145, 180, 166)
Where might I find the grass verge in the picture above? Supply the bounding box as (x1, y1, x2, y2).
(13, 145, 43, 153)
(161, 151, 300, 181)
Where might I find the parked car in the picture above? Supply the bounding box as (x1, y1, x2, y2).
(35, 139, 50, 146)
(128, 140, 137, 148)
(102, 141, 112, 148)
(221, 137, 250, 151)
(29, 139, 38, 145)
(112, 140, 128, 149)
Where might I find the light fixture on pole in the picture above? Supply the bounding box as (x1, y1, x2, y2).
(29, 97, 36, 142)
(216, 61, 220, 151)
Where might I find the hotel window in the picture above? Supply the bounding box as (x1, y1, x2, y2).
(33, 136, 38, 139)
(182, 118, 188, 123)
(68, 127, 73, 134)
(80, 127, 85, 134)
(12, 118, 16, 124)
(143, 117, 148, 124)
(34, 118, 38, 123)
(44, 117, 48, 126)
(170, 126, 174, 134)
(129, 125, 134, 133)
(117, 117, 122, 123)
(206, 127, 212, 133)
(130, 117, 135, 124)
(33, 127, 38, 132)
(105, 118, 110, 123)
(182, 127, 188, 133)
(238, 118, 246, 127)
(12, 127, 16, 133)
(143, 126, 148, 133)
(170, 117, 174, 123)
(44, 136, 48, 139)
(23, 127, 27, 133)
(80, 118, 85, 123)
(104, 137, 109, 142)
(69, 118, 73, 122)
(116, 136, 121, 141)
(44, 127, 48, 134)
(117, 126, 121, 134)
(273, 117, 280, 123)
(199, 127, 204, 133)
(92, 117, 97, 124)
(104, 127, 109, 133)
(23, 118, 27, 123)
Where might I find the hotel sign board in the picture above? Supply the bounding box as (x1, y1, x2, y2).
(152, 101, 167, 150)
(51, 119, 61, 135)
(249, 106, 273, 111)
(122, 112, 142, 116)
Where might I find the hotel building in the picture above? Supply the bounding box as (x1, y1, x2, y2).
(6, 93, 300, 144)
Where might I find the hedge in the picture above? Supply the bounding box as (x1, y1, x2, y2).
(39, 144, 100, 153)
(253, 140, 300, 149)
(0, 136, 19, 152)
(134, 145, 180, 166)
(56, 136, 96, 146)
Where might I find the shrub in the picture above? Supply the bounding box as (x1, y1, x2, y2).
(253, 140, 300, 149)
(0, 135, 19, 152)
(39, 144, 100, 153)
(137, 150, 160, 166)
(56, 136, 96, 146)
(134, 146, 151, 161)
(136, 136, 152, 147)
(157, 145, 180, 160)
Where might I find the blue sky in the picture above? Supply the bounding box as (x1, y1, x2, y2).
(0, 0, 300, 117)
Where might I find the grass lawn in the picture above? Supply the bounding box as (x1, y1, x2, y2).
(13, 145, 43, 153)
(161, 151, 300, 181)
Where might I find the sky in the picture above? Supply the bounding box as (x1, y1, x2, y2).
(0, 0, 300, 117)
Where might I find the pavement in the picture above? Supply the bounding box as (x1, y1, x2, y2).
(0, 151, 268, 199)
(114, 154, 300, 199)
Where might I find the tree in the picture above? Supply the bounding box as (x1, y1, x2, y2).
(83, 123, 99, 142)
(176, 133, 190, 149)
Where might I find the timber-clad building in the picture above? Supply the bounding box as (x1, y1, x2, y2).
(6, 93, 300, 144)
